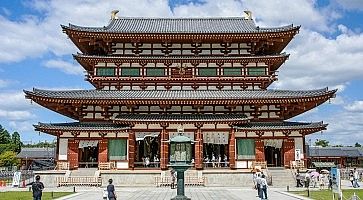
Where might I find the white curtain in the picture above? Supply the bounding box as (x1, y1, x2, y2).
(59, 139, 68, 160)
(169, 132, 194, 141)
(264, 139, 283, 148)
(136, 132, 160, 141)
(78, 140, 99, 148)
(203, 132, 229, 144)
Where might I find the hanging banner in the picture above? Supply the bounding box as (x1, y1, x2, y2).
(12, 171, 21, 187)
(169, 132, 194, 141)
(203, 132, 228, 144)
(331, 167, 341, 194)
(295, 149, 301, 161)
(136, 132, 160, 141)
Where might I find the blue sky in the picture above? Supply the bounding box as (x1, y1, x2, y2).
(0, 0, 363, 145)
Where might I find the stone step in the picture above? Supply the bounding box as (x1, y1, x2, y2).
(70, 168, 98, 177)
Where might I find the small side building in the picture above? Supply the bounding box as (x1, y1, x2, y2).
(307, 146, 363, 168)
(17, 148, 56, 170)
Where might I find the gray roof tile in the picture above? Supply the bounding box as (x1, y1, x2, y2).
(63, 17, 298, 34)
(17, 148, 55, 159)
(308, 146, 363, 158)
(25, 88, 336, 101)
(234, 121, 327, 130)
(34, 122, 128, 131)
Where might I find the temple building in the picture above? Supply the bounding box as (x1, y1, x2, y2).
(24, 12, 336, 170)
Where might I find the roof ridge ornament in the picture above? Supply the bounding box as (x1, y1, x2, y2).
(244, 11, 252, 20)
(111, 10, 119, 20)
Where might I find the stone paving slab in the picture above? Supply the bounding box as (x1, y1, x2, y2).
(55, 187, 309, 200)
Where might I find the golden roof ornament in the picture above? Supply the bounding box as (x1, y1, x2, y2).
(244, 11, 252, 20)
(111, 10, 119, 20)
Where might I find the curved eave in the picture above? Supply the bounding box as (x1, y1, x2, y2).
(113, 114, 250, 125)
(74, 53, 289, 72)
(34, 122, 129, 136)
(63, 27, 300, 41)
(24, 88, 337, 105)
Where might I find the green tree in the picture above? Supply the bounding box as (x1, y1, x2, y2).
(0, 151, 19, 167)
(11, 132, 22, 153)
(0, 125, 11, 144)
(355, 142, 362, 147)
(315, 139, 330, 147)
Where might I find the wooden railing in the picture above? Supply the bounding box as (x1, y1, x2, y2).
(98, 162, 114, 170)
(56, 176, 101, 187)
(154, 176, 206, 187)
(252, 161, 267, 169)
(290, 160, 305, 169)
(56, 162, 69, 170)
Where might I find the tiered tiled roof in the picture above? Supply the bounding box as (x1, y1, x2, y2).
(234, 121, 327, 130)
(34, 122, 129, 131)
(74, 53, 289, 72)
(62, 17, 299, 34)
(24, 88, 336, 101)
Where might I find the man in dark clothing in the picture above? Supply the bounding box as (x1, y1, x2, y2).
(107, 178, 117, 200)
(26, 175, 44, 200)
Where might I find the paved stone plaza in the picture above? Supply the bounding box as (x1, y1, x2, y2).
(55, 187, 309, 200)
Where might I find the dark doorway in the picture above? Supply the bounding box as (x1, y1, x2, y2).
(203, 144, 229, 168)
(135, 136, 160, 168)
(264, 146, 282, 167)
(78, 145, 99, 168)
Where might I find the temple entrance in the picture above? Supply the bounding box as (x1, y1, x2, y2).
(203, 132, 229, 168)
(135, 133, 160, 168)
(264, 139, 283, 167)
(203, 144, 228, 168)
(78, 140, 99, 168)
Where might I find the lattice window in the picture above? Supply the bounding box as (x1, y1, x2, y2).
(108, 139, 127, 160)
(247, 67, 266, 76)
(236, 139, 256, 160)
(146, 68, 165, 77)
(121, 68, 140, 77)
(198, 68, 217, 76)
(96, 68, 115, 76)
(223, 68, 242, 76)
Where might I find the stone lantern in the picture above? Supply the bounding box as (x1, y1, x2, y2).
(169, 130, 192, 200)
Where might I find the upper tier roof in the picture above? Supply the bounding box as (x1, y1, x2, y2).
(24, 88, 335, 101)
(62, 17, 299, 34)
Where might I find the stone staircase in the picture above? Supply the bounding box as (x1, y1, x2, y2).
(268, 167, 296, 188)
(70, 168, 98, 177)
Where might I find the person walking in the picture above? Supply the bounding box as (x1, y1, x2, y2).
(349, 170, 354, 187)
(353, 168, 360, 188)
(107, 179, 117, 200)
(296, 170, 303, 187)
(170, 169, 176, 189)
(26, 175, 44, 200)
(255, 173, 262, 198)
(260, 174, 268, 200)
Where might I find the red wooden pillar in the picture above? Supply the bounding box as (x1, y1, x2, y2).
(160, 125, 169, 170)
(255, 139, 265, 161)
(98, 139, 108, 163)
(229, 128, 236, 169)
(68, 139, 79, 170)
(283, 138, 295, 168)
(128, 131, 136, 169)
(194, 127, 203, 169)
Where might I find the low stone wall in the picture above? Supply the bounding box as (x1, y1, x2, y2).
(100, 170, 160, 187)
(33, 170, 67, 188)
(203, 170, 253, 187)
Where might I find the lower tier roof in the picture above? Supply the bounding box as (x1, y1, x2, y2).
(24, 88, 336, 103)
(34, 121, 326, 136)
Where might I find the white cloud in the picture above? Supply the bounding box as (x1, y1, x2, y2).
(0, 110, 35, 121)
(272, 26, 363, 90)
(8, 121, 35, 133)
(0, 79, 10, 88)
(44, 59, 83, 75)
(335, 0, 363, 11)
(344, 101, 363, 112)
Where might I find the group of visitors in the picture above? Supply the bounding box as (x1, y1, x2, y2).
(296, 169, 329, 189)
(349, 168, 360, 188)
(204, 154, 228, 168)
(253, 171, 268, 200)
